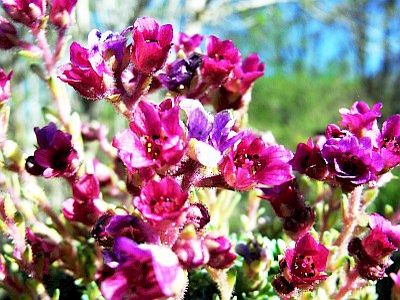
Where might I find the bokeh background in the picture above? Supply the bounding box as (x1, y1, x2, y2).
(1, 0, 400, 298)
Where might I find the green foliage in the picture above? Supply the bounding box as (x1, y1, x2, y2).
(248, 73, 367, 149)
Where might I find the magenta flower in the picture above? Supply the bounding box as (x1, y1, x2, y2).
(174, 32, 203, 55)
(92, 213, 160, 248)
(349, 214, 400, 280)
(379, 114, 400, 170)
(0, 17, 18, 50)
(0, 67, 12, 104)
(59, 42, 111, 100)
(201, 35, 240, 85)
(2, 0, 45, 28)
(49, 0, 77, 28)
(131, 17, 173, 74)
(62, 174, 104, 226)
(273, 233, 329, 296)
(291, 138, 328, 181)
(100, 237, 185, 300)
(205, 235, 236, 269)
(26, 122, 79, 178)
(219, 133, 293, 190)
(261, 180, 315, 239)
(133, 177, 188, 222)
(224, 53, 265, 94)
(321, 134, 384, 192)
(112, 99, 186, 170)
(339, 101, 382, 141)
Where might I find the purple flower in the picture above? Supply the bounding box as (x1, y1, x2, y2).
(59, 42, 111, 100)
(174, 32, 203, 55)
(62, 174, 104, 226)
(0, 16, 18, 50)
(131, 17, 173, 74)
(158, 53, 202, 92)
(26, 228, 59, 278)
(201, 35, 240, 85)
(220, 133, 293, 190)
(88, 28, 130, 74)
(224, 53, 265, 94)
(2, 0, 45, 28)
(181, 99, 244, 167)
(26, 122, 79, 178)
(133, 177, 188, 222)
(205, 235, 236, 269)
(261, 180, 315, 239)
(112, 99, 186, 170)
(349, 214, 400, 280)
(49, 0, 77, 28)
(0, 67, 12, 104)
(92, 213, 160, 248)
(321, 134, 383, 191)
(100, 237, 185, 300)
(339, 101, 382, 141)
(291, 138, 328, 181)
(273, 233, 329, 296)
(379, 114, 400, 170)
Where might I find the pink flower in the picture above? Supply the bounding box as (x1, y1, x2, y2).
(224, 53, 265, 94)
(0, 67, 12, 104)
(62, 174, 104, 226)
(49, 0, 78, 28)
(131, 17, 173, 74)
(348, 214, 400, 280)
(220, 133, 293, 190)
(273, 233, 329, 296)
(174, 32, 203, 55)
(112, 99, 186, 170)
(339, 101, 382, 142)
(133, 177, 188, 222)
(59, 42, 111, 100)
(100, 237, 185, 300)
(2, 0, 46, 28)
(379, 114, 400, 170)
(201, 35, 240, 85)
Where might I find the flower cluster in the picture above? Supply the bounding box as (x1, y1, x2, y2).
(348, 213, 400, 280)
(292, 101, 400, 192)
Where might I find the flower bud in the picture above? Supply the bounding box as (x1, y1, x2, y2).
(205, 235, 236, 269)
(49, 0, 78, 29)
(2, 0, 46, 28)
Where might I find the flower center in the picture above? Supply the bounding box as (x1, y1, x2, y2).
(234, 153, 262, 174)
(144, 135, 161, 160)
(292, 254, 316, 278)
